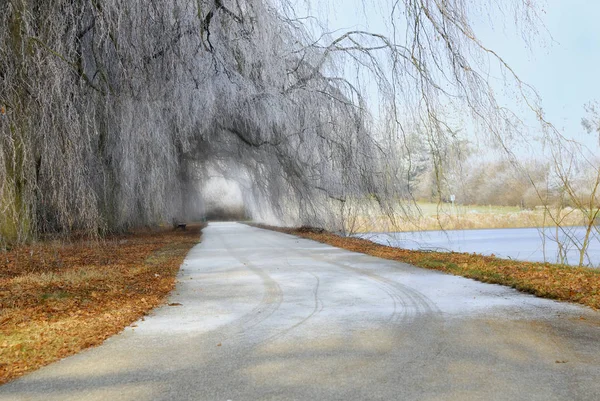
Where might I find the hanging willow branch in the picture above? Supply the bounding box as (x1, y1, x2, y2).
(0, 0, 542, 244)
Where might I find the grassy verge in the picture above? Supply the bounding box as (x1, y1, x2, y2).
(0, 224, 203, 384)
(341, 202, 586, 233)
(252, 224, 600, 311)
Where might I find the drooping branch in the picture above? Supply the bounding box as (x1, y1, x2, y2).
(0, 0, 548, 244)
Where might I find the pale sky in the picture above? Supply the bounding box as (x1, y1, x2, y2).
(306, 0, 600, 144)
(474, 0, 600, 136)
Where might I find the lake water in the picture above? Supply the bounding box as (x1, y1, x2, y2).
(356, 227, 600, 268)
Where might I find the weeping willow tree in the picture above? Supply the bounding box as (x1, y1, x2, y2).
(0, 0, 543, 244)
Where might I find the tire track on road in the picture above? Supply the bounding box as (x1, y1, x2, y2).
(215, 230, 284, 336)
(255, 230, 450, 374)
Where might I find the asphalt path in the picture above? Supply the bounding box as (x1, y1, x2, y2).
(1, 222, 599, 400)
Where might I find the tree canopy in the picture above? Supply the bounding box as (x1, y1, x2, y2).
(0, 0, 544, 243)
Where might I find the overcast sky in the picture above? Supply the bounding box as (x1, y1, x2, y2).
(307, 0, 600, 143)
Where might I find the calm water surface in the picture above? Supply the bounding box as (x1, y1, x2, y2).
(357, 227, 600, 268)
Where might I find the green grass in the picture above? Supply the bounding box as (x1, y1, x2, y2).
(40, 291, 71, 301)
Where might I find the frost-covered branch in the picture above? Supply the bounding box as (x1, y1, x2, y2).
(0, 0, 546, 244)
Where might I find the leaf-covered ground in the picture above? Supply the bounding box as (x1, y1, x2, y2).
(253, 224, 600, 311)
(0, 224, 203, 384)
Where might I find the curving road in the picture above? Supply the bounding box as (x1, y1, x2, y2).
(1, 222, 599, 400)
